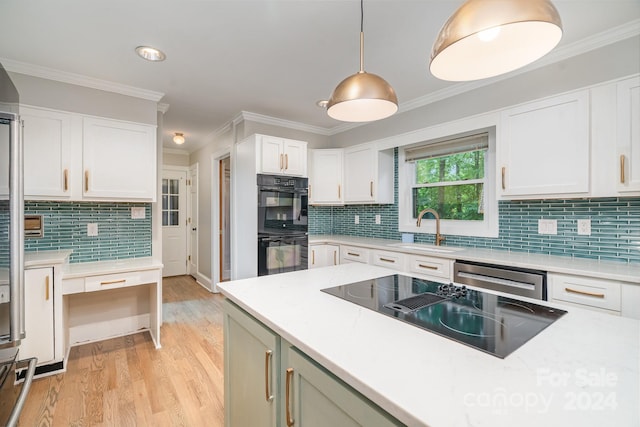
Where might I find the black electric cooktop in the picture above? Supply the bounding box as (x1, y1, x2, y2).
(321, 275, 567, 358)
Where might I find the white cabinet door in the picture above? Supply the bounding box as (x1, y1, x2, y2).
(498, 91, 590, 198)
(309, 244, 339, 268)
(309, 149, 343, 205)
(344, 145, 393, 204)
(260, 135, 285, 175)
(22, 107, 72, 199)
(344, 145, 375, 202)
(617, 76, 640, 194)
(258, 136, 307, 177)
(282, 139, 306, 176)
(82, 117, 157, 201)
(21, 268, 55, 364)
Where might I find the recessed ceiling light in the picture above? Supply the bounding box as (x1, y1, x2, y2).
(135, 46, 166, 62)
(316, 100, 328, 108)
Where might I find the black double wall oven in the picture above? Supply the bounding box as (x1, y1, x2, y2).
(257, 174, 308, 276)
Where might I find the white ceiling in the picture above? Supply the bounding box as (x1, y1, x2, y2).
(1, 1, 639, 153)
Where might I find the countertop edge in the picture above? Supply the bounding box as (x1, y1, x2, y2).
(310, 235, 640, 284)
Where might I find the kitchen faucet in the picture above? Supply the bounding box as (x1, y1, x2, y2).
(416, 208, 446, 246)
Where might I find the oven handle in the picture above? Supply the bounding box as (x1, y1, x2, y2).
(6, 357, 37, 427)
(456, 271, 536, 291)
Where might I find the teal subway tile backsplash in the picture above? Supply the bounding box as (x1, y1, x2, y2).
(24, 201, 152, 263)
(309, 149, 640, 263)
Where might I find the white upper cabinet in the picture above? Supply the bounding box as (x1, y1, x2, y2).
(344, 145, 394, 204)
(22, 106, 72, 199)
(309, 149, 343, 205)
(82, 117, 157, 201)
(258, 135, 307, 176)
(20, 105, 157, 202)
(498, 90, 590, 199)
(616, 76, 640, 194)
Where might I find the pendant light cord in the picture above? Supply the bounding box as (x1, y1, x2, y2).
(359, 0, 365, 73)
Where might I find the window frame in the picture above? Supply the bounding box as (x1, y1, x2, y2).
(398, 128, 499, 238)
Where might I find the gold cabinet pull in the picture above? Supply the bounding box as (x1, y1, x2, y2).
(565, 287, 605, 298)
(370, 181, 373, 197)
(264, 350, 273, 402)
(333, 251, 337, 265)
(84, 170, 89, 192)
(45, 275, 50, 301)
(100, 279, 126, 286)
(379, 257, 395, 263)
(620, 154, 626, 184)
(418, 263, 438, 270)
(311, 250, 315, 265)
(63, 169, 69, 192)
(279, 154, 283, 170)
(338, 184, 341, 199)
(347, 252, 359, 257)
(285, 368, 294, 427)
(285, 153, 289, 170)
(501, 167, 506, 190)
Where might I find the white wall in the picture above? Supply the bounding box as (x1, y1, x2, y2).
(330, 36, 640, 148)
(163, 150, 190, 167)
(10, 73, 157, 125)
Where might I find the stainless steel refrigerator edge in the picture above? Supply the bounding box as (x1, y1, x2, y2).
(0, 61, 37, 427)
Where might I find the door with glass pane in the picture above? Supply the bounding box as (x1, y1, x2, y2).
(162, 169, 187, 277)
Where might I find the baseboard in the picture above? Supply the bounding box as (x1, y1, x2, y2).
(69, 314, 150, 346)
(193, 272, 214, 292)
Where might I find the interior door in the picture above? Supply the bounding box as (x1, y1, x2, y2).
(188, 164, 198, 276)
(162, 169, 187, 277)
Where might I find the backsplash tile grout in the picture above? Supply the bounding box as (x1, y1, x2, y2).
(24, 201, 152, 263)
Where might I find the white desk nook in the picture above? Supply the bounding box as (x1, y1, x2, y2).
(23, 251, 163, 376)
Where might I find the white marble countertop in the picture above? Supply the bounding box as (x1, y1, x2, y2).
(62, 257, 163, 279)
(310, 235, 640, 284)
(24, 249, 72, 268)
(218, 263, 640, 427)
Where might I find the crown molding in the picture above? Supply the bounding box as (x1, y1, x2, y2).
(0, 57, 165, 102)
(158, 103, 170, 113)
(239, 111, 332, 136)
(163, 147, 189, 155)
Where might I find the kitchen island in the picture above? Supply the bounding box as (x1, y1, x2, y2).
(218, 263, 639, 427)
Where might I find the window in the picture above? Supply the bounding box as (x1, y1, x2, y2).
(399, 129, 498, 238)
(162, 178, 180, 226)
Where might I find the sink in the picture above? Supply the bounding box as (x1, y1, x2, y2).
(389, 243, 462, 254)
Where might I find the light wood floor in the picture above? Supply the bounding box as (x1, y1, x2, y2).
(18, 275, 226, 426)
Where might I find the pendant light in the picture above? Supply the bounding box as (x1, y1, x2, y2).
(430, 0, 562, 81)
(327, 0, 398, 122)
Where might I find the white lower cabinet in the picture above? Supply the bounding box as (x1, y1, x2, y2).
(406, 254, 453, 283)
(309, 244, 340, 269)
(548, 273, 622, 315)
(340, 245, 370, 264)
(21, 267, 55, 364)
(223, 299, 401, 427)
(284, 345, 402, 427)
(371, 250, 405, 271)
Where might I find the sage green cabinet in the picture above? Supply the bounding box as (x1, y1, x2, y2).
(283, 345, 403, 427)
(223, 299, 279, 427)
(223, 299, 404, 427)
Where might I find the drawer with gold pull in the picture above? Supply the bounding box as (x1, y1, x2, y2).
(407, 255, 453, 281)
(84, 270, 159, 293)
(549, 273, 621, 312)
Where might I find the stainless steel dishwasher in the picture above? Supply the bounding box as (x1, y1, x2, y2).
(453, 260, 547, 300)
